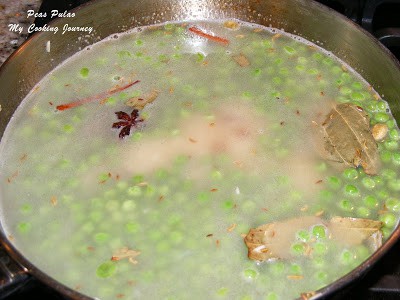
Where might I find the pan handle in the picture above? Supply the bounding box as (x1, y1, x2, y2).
(0, 243, 30, 299)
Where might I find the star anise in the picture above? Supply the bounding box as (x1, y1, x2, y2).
(112, 109, 144, 139)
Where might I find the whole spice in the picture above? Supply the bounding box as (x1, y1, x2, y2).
(188, 27, 229, 45)
(112, 109, 144, 139)
(57, 80, 140, 111)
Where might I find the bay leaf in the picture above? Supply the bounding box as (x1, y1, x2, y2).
(328, 216, 383, 251)
(244, 216, 323, 261)
(244, 216, 383, 262)
(126, 89, 159, 109)
(321, 103, 380, 175)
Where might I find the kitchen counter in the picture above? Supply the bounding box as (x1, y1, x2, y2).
(0, 0, 41, 66)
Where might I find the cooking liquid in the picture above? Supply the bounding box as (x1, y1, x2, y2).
(0, 20, 399, 299)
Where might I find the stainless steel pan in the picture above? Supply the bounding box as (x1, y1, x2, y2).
(1, 0, 400, 299)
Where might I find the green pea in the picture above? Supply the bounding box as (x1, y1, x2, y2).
(98, 172, 111, 182)
(296, 64, 305, 71)
(379, 213, 397, 228)
(197, 192, 210, 202)
(355, 245, 370, 259)
(327, 176, 342, 190)
(363, 195, 378, 208)
(125, 222, 140, 233)
(94, 232, 110, 243)
(20, 204, 32, 214)
(340, 250, 354, 265)
(297, 56, 307, 64)
(127, 186, 142, 196)
(375, 189, 390, 199)
(382, 227, 392, 239)
(216, 287, 229, 296)
(270, 261, 285, 274)
(291, 243, 305, 255)
(340, 86, 352, 95)
(242, 200, 257, 213)
(376, 101, 387, 112)
(96, 261, 116, 278)
(381, 150, 392, 162)
(211, 170, 223, 180)
(375, 112, 390, 123)
(338, 199, 354, 211)
(315, 271, 328, 282)
(362, 177, 376, 189)
(223, 200, 235, 210)
(168, 213, 182, 226)
(365, 101, 377, 112)
(243, 269, 258, 279)
(319, 190, 333, 201)
(196, 52, 205, 62)
(170, 231, 183, 244)
(357, 206, 371, 218)
(131, 132, 142, 141)
(296, 229, 310, 242)
(313, 241, 327, 255)
(122, 200, 136, 211)
(145, 185, 155, 197)
(389, 129, 400, 141)
(385, 140, 399, 150)
(331, 65, 342, 74)
(89, 211, 103, 222)
(312, 225, 326, 239)
(352, 82, 363, 90)
(312, 52, 323, 61)
(344, 184, 359, 197)
(388, 179, 400, 191)
(308, 68, 319, 75)
(63, 124, 74, 133)
(290, 263, 302, 275)
(385, 198, 400, 212)
(351, 92, 365, 101)
(156, 169, 169, 179)
(343, 168, 358, 180)
(242, 91, 253, 99)
(382, 169, 397, 180)
(313, 257, 326, 268)
(117, 50, 131, 58)
(284, 46, 296, 55)
(265, 292, 278, 300)
(17, 222, 31, 234)
(116, 181, 128, 190)
(323, 57, 333, 65)
(80, 67, 89, 77)
(272, 76, 281, 84)
(392, 152, 400, 165)
(387, 119, 396, 128)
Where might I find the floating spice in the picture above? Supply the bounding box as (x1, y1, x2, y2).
(232, 53, 250, 67)
(244, 216, 382, 262)
(188, 27, 229, 45)
(371, 123, 388, 141)
(112, 109, 144, 139)
(126, 89, 159, 110)
(320, 103, 380, 175)
(223, 20, 240, 30)
(56, 80, 140, 111)
(111, 247, 141, 265)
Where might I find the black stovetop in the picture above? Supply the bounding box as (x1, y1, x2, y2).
(5, 0, 400, 299)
